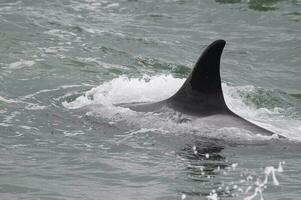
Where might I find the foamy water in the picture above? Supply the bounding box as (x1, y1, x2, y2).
(0, 0, 300, 199)
(63, 75, 301, 141)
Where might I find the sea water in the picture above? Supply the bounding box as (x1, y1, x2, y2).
(0, 0, 300, 199)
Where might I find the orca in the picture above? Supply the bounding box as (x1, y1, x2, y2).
(121, 40, 283, 138)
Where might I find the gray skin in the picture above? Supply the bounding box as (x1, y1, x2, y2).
(120, 40, 283, 138)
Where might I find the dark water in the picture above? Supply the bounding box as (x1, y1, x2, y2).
(0, 0, 301, 199)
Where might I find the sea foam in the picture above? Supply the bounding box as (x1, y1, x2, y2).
(63, 75, 300, 141)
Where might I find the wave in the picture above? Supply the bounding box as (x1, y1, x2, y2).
(63, 75, 301, 141)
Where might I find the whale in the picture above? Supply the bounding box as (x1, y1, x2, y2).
(120, 40, 284, 138)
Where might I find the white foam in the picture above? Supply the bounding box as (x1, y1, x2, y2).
(201, 161, 285, 200)
(64, 130, 85, 137)
(207, 191, 218, 200)
(25, 103, 48, 110)
(63, 75, 300, 141)
(63, 75, 183, 108)
(244, 161, 285, 200)
(0, 96, 18, 103)
(8, 60, 35, 69)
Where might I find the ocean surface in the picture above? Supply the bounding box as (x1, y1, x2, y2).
(0, 0, 301, 199)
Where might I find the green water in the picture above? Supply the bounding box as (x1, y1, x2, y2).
(0, 0, 300, 199)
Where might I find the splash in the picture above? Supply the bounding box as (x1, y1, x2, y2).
(200, 161, 285, 200)
(207, 190, 219, 200)
(63, 75, 183, 109)
(63, 75, 300, 140)
(244, 162, 285, 200)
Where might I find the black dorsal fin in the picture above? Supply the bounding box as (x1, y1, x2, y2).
(167, 40, 228, 115)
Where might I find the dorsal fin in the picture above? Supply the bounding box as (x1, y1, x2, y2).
(167, 40, 228, 115)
